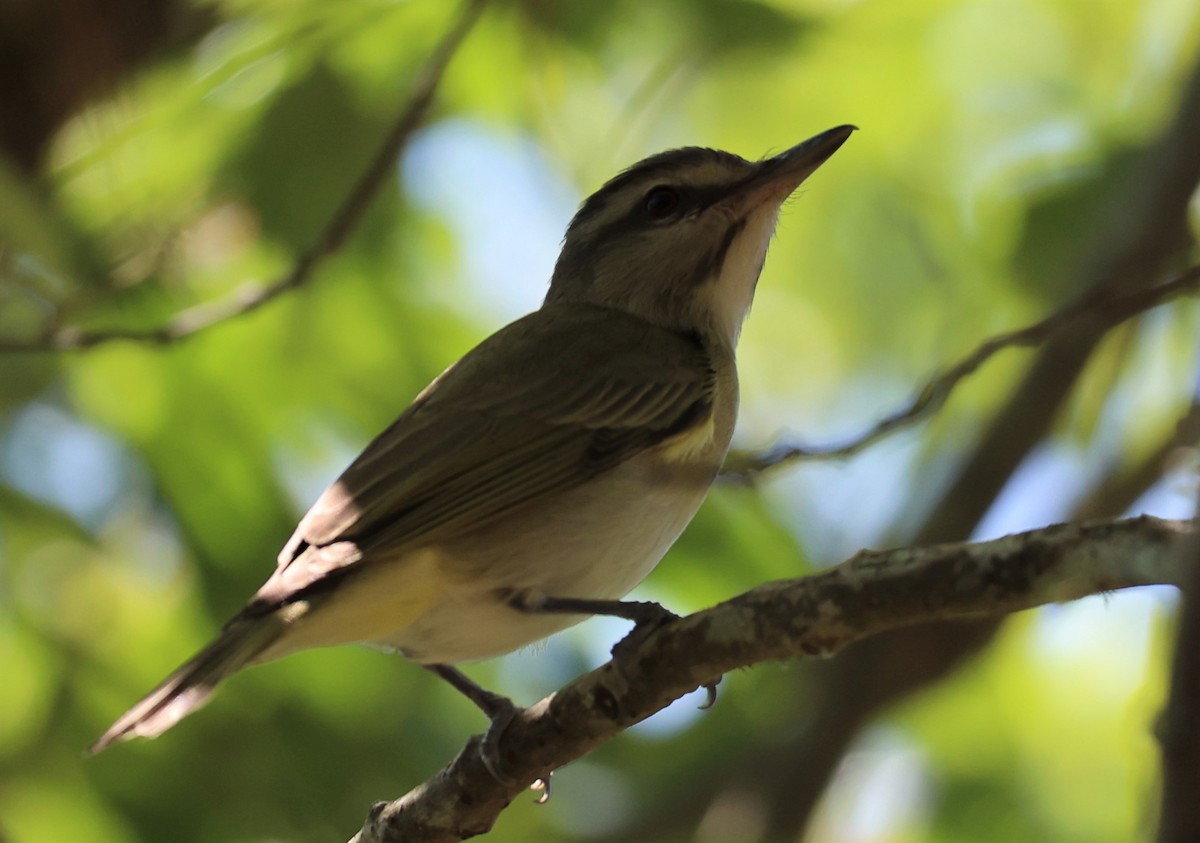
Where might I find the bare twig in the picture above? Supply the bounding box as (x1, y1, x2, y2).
(0, 0, 489, 354)
(1074, 402, 1200, 521)
(723, 264, 1200, 481)
(349, 516, 1192, 843)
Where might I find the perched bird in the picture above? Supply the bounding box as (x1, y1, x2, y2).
(89, 124, 854, 757)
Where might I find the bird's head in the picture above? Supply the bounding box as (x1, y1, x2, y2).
(546, 124, 854, 347)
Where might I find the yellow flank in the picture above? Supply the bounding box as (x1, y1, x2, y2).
(268, 548, 446, 657)
(657, 412, 716, 462)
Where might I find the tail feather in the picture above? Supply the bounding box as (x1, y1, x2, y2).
(87, 617, 282, 755)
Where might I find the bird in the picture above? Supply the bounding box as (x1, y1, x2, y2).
(89, 124, 854, 759)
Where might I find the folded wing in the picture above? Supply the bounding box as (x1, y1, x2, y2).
(252, 303, 716, 609)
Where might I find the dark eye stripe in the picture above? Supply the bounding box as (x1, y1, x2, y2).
(568, 147, 750, 232)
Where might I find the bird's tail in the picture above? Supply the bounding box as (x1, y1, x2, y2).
(87, 615, 282, 755)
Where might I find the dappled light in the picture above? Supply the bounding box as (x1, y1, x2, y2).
(1, 0, 1198, 841)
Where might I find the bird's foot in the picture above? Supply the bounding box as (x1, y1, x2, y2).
(504, 590, 680, 658)
(530, 771, 553, 804)
(477, 697, 519, 784)
(426, 664, 520, 783)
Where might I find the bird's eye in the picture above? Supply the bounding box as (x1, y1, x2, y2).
(643, 186, 681, 219)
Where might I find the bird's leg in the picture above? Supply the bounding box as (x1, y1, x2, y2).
(508, 592, 679, 628)
(506, 592, 720, 707)
(425, 664, 518, 783)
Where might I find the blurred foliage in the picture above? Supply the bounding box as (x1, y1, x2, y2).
(1, 0, 1198, 841)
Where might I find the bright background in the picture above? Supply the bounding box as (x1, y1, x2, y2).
(1, 0, 1199, 841)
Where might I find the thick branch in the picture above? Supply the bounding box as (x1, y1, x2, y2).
(351, 515, 1193, 843)
(0, 0, 488, 353)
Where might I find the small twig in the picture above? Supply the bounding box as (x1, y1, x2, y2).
(1073, 402, 1200, 520)
(350, 515, 1193, 843)
(723, 264, 1200, 482)
(0, 0, 489, 354)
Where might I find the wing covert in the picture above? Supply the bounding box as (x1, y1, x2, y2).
(261, 303, 716, 605)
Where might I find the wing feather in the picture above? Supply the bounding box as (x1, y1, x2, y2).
(256, 303, 715, 608)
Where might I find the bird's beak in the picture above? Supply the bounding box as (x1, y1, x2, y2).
(726, 124, 856, 210)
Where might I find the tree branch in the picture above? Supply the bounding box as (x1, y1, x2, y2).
(739, 59, 1200, 840)
(350, 515, 1193, 843)
(0, 0, 489, 354)
(1074, 402, 1200, 521)
(723, 264, 1200, 481)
